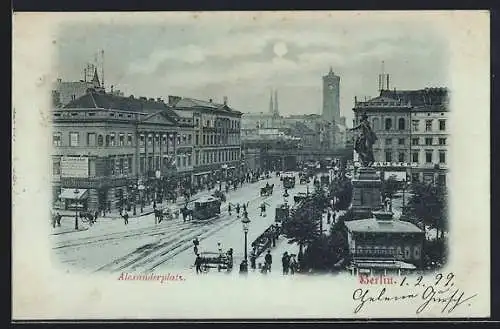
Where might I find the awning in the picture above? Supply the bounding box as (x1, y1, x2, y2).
(59, 188, 88, 200)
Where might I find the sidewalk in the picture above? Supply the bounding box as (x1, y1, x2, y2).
(53, 187, 218, 220)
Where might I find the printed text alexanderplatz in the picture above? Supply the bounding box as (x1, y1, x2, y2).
(118, 272, 185, 283)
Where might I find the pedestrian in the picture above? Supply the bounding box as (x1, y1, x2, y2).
(123, 210, 129, 225)
(228, 203, 232, 216)
(264, 249, 273, 273)
(94, 210, 98, 223)
(51, 213, 56, 228)
(260, 202, 266, 217)
(282, 252, 290, 275)
(289, 255, 297, 275)
(193, 237, 200, 255)
(236, 203, 241, 218)
(250, 247, 256, 270)
(218, 242, 223, 258)
(194, 254, 203, 274)
(243, 208, 248, 219)
(327, 211, 332, 224)
(182, 205, 188, 222)
(56, 212, 62, 227)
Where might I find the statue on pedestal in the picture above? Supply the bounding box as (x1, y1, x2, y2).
(349, 113, 377, 167)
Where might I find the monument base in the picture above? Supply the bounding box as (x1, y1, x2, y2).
(351, 167, 383, 218)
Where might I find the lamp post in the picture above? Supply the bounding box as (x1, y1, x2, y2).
(240, 216, 251, 273)
(73, 188, 79, 230)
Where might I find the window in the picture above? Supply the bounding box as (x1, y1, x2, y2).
(202, 135, 206, 145)
(87, 133, 96, 146)
(182, 156, 187, 167)
(195, 151, 199, 165)
(140, 135, 145, 146)
(188, 154, 192, 166)
(119, 134, 125, 146)
(439, 120, 446, 131)
(398, 138, 405, 145)
(398, 152, 405, 162)
(412, 120, 419, 131)
(188, 134, 192, 144)
(385, 138, 392, 146)
(52, 159, 61, 175)
(71, 94, 76, 101)
(385, 118, 392, 130)
(425, 137, 433, 146)
(127, 134, 133, 146)
(97, 135, 104, 147)
(438, 138, 446, 146)
(425, 150, 433, 163)
(412, 151, 419, 163)
(438, 174, 446, 186)
(128, 157, 133, 174)
(210, 135, 214, 145)
(196, 119, 200, 126)
(148, 135, 152, 145)
(385, 151, 392, 162)
(105, 135, 110, 147)
(53, 133, 62, 146)
(412, 138, 419, 146)
(110, 133, 116, 146)
(439, 151, 446, 164)
(177, 156, 181, 167)
(372, 118, 380, 130)
(425, 120, 432, 132)
(177, 136, 181, 145)
(195, 135, 199, 145)
(398, 118, 406, 130)
(69, 132, 79, 146)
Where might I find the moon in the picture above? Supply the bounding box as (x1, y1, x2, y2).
(273, 42, 288, 57)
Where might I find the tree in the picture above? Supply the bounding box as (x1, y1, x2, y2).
(282, 199, 322, 267)
(402, 182, 448, 263)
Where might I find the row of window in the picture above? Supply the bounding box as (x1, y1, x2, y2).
(412, 119, 446, 132)
(370, 118, 446, 132)
(198, 133, 240, 146)
(194, 149, 240, 166)
(196, 118, 240, 130)
(381, 150, 446, 163)
(53, 132, 192, 148)
(381, 137, 447, 146)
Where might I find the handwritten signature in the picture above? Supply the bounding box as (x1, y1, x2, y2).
(352, 286, 477, 314)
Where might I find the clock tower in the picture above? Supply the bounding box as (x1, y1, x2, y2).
(322, 67, 341, 123)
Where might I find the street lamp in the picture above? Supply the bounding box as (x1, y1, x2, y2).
(240, 216, 251, 273)
(73, 188, 79, 230)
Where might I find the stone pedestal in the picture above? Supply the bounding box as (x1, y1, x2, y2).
(351, 167, 383, 218)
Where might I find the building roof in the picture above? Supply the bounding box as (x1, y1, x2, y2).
(63, 91, 180, 119)
(345, 217, 423, 234)
(175, 98, 242, 115)
(173, 109, 193, 118)
(290, 121, 316, 135)
(380, 88, 449, 107)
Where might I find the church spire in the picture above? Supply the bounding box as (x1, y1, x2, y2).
(91, 67, 101, 88)
(273, 89, 279, 116)
(269, 88, 274, 114)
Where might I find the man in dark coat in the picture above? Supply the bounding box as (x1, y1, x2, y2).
(282, 252, 290, 275)
(264, 250, 273, 272)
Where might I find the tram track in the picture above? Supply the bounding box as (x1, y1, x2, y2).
(94, 190, 272, 273)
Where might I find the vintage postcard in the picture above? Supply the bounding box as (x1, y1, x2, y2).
(12, 11, 490, 319)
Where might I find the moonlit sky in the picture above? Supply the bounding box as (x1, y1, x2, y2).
(54, 12, 449, 126)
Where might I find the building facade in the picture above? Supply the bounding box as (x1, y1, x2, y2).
(52, 89, 194, 212)
(172, 97, 243, 187)
(352, 88, 449, 186)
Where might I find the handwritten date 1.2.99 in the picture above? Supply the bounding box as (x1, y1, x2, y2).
(399, 272, 455, 288)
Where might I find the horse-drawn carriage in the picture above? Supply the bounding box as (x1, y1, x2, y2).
(192, 196, 222, 221)
(275, 203, 290, 224)
(283, 174, 296, 189)
(155, 205, 180, 222)
(260, 184, 274, 197)
(197, 251, 233, 273)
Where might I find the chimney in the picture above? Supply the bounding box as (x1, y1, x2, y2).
(57, 78, 62, 83)
(223, 96, 228, 105)
(157, 97, 163, 103)
(110, 85, 114, 93)
(149, 98, 155, 102)
(209, 98, 213, 103)
(354, 96, 357, 104)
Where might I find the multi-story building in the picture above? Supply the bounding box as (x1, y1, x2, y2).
(171, 97, 243, 187)
(322, 67, 341, 124)
(52, 68, 104, 107)
(352, 87, 449, 186)
(52, 88, 194, 212)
